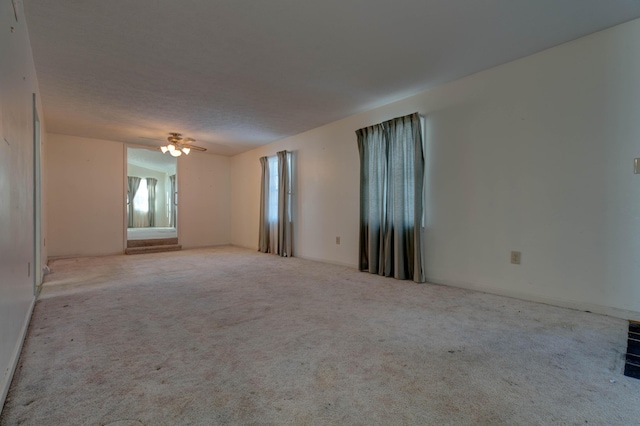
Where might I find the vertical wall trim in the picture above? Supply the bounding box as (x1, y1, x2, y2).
(32, 93, 42, 295)
(0, 298, 36, 414)
(123, 144, 128, 251)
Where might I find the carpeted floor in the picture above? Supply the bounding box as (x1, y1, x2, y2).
(1, 246, 638, 425)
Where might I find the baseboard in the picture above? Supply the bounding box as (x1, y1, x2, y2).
(48, 250, 124, 260)
(0, 296, 36, 413)
(228, 244, 358, 268)
(50, 243, 232, 259)
(229, 243, 258, 251)
(181, 243, 232, 250)
(295, 253, 358, 268)
(426, 275, 640, 322)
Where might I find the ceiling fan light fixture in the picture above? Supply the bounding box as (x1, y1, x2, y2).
(159, 132, 205, 156)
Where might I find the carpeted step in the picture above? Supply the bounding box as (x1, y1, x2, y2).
(624, 361, 640, 379)
(127, 238, 179, 248)
(624, 320, 640, 380)
(125, 244, 182, 255)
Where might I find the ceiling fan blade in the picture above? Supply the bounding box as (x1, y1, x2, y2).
(139, 134, 207, 153)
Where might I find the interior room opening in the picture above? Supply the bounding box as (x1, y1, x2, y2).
(126, 147, 177, 241)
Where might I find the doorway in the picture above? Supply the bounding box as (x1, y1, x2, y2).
(126, 147, 178, 243)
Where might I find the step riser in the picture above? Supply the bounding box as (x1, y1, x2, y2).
(127, 238, 179, 248)
(125, 244, 182, 255)
(625, 320, 640, 380)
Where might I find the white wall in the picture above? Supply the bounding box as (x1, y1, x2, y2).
(47, 135, 231, 256)
(231, 19, 640, 318)
(47, 134, 125, 257)
(0, 0, 47, 408)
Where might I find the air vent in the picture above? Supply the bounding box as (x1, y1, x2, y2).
(624, 320, 640, 379)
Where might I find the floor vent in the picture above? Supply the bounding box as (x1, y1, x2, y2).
(624, 320, 640, 380)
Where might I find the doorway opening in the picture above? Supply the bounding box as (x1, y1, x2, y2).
(125, 147, 180, 253)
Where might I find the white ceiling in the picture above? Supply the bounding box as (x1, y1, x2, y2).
(24, 0, 640, 156)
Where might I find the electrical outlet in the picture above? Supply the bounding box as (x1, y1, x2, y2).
(336, 236, 340, 245)
(510, 251, 521, 265)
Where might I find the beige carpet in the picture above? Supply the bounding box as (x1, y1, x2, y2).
(1, 246, 638, 425)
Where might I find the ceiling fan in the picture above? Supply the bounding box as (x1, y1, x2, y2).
(160, 133, 207, 157)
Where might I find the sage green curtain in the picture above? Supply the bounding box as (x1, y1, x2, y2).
(258, 157, 270, 253)
(356, 112, 425, 282)
(277, 150, 293, 257)
(258, 153, 294, 256)
(169, 174, 176, 227)
(127, 176, 141, 228)
(146, 178, 158, 227)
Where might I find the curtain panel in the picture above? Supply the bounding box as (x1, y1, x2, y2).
(258, 151, 293, 257)
(127, 176, 141, 228)
(277, 150, 293, 257)
(356, 112, 425, 282)
(146, 178, 158, 227)
(169, 174, 176, 228)
(258, 156, 270, 253)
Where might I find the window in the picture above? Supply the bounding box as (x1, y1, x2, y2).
(258, 151, 293, 256)
(356, 112, 425, 281)
(133, 179, 148, 213)
(266, 154, 292, 223)
(267, 156, 279, 222)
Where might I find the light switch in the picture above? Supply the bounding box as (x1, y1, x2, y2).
(635, 158, 640, 174)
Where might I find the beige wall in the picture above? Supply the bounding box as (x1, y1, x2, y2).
(178, 152, 231, 248)
(230, 121, 359, 267)
(47, 134, 125, 257)
(231, 19, 640, 319)
(47, 135, 231, 256)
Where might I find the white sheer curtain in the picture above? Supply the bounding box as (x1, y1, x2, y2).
(267, 156, 278, 253)
(132, 179, 149, 228)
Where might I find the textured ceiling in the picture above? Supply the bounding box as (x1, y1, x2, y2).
(24, 0, 640, 156)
